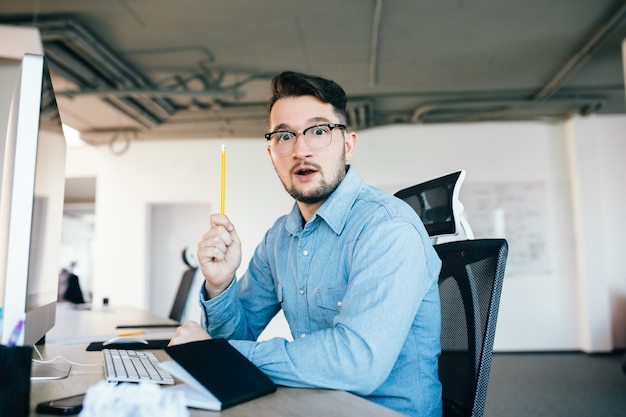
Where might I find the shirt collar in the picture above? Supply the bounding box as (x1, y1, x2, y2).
(285, 166, 363, 236)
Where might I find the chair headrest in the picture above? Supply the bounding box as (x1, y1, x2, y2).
(182, 246, 199, 268)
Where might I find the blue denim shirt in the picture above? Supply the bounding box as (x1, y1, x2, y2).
(199, 168, 442, 417)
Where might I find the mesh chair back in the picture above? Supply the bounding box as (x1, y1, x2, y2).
(435, 239, 508, 417)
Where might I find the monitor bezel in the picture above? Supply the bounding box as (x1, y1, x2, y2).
(0, 53, 66, 348)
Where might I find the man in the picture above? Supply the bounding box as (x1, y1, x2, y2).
(58, 262, 85, 304)
(169, 71, 442, 416)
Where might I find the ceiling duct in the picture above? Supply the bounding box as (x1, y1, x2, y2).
(410, 97, 606, 123)
(32, 17, 176, 129)
(0, 16, 250, 132)
(346, 101, 375, 130)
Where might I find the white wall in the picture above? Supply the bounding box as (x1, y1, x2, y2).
(72, 114, 626, 352)
(89, 139, 292, 309)
(147, 203, 210, 321)
(567, 115, 626, 351)
(354, 121, 583, 351)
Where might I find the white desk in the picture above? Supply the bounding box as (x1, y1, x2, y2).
(30, 305, 403, 417)
(47, 303, 179, 344)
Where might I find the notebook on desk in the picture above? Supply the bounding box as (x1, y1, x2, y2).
(160, 338, 276, 410)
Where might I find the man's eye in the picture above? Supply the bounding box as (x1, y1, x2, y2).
(276, 132, 293, 142)
(311, 126, 329, 136)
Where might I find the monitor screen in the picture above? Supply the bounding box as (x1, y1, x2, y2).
(0, 53, 66, 349)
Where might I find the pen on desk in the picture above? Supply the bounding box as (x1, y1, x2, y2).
(220, 144, 226, 214)
(7, 319, 24, 346)
(119, 331, 145, 337)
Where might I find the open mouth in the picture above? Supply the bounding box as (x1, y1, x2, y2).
(293, 165, 319, 180)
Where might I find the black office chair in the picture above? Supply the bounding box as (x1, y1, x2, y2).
(435, 238, 508, 417)
(394, 170, 474, 241)
(169, 247, 199, 322)
(398, 171, 507, 416)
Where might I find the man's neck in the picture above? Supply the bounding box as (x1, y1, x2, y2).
(297, 200, 324, 223)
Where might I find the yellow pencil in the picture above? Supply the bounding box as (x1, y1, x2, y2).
(119, 331, 144, 337)
(220, 144, 226, 214)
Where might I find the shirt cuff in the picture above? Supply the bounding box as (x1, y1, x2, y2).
(200, 276, 236, 303)
(199, 277, 238, 333)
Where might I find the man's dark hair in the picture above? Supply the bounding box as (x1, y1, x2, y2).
(267, 71, 348, 125)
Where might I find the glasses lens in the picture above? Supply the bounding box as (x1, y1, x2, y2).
(303, 125, 333, 148)
(269, 131, 295, 155)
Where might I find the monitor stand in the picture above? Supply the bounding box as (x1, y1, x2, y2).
(31, 362, 71, 380)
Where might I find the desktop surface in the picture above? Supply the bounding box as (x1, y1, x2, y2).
(47, 303, 179, 344)
(30, 305, 403, 417)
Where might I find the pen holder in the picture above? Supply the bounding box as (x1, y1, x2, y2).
(0, 345, 33, 417)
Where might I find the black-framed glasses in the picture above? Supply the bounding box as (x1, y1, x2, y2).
(264, 123, 347, 155)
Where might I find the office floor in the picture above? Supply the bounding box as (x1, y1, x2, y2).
(484, 351, 626, 417)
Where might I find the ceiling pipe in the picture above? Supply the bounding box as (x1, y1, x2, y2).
(411, 97, 606, 123)
(58, 87, 246, 99)
(103, 97, 162, 128)
(369, 0, 383, 88)
(41, 23, 148, 88)
(534, 1, 626, 100)
(358, 104, 368, 128)
(410, 3, 626, 123)
(45, 42, 166, 126)
(39, 19, 253, 99)
(44, 42, 109, 87)
(623, 38, 626, 105)
(51, 20, 179, 114)
(33, 18, 179, 128)
(37, 18, 249, 128)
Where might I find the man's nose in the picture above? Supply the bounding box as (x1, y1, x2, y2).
(291, 132, 313, 157)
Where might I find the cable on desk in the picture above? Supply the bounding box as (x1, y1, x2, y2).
(32, 344, 104, 368)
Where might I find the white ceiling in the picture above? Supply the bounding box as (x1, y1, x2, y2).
(1, 0, 625, 148)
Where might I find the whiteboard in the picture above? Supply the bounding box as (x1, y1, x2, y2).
(460, 182, 550, 276)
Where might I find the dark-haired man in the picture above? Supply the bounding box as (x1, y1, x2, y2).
(169, 71, 442, 416)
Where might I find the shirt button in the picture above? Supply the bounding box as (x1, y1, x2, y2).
(336, 301, 343, 308)
(299, 289, 305, 295)
(302, 250, 309, 256)
(300, 333, 306, 338)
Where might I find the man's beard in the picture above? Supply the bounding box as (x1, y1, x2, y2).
(287, 175, 340, 204)
(282, 155, 347, 204)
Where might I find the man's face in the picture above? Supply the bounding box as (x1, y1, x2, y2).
(267, 95, 357, 212)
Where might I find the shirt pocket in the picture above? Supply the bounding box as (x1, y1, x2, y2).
(315, 285, 347, 326)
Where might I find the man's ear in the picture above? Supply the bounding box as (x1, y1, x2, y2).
(344, 131, 357, 162)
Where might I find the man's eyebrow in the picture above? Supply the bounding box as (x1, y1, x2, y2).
(272, 123, 291, 131)
(307, 117, 332, 124)
(271, 117, 333, 131)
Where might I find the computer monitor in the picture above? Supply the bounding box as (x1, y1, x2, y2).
(0, 54, 67, 378)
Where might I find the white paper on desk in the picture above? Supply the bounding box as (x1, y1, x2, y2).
(159, 360, 221, 411)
